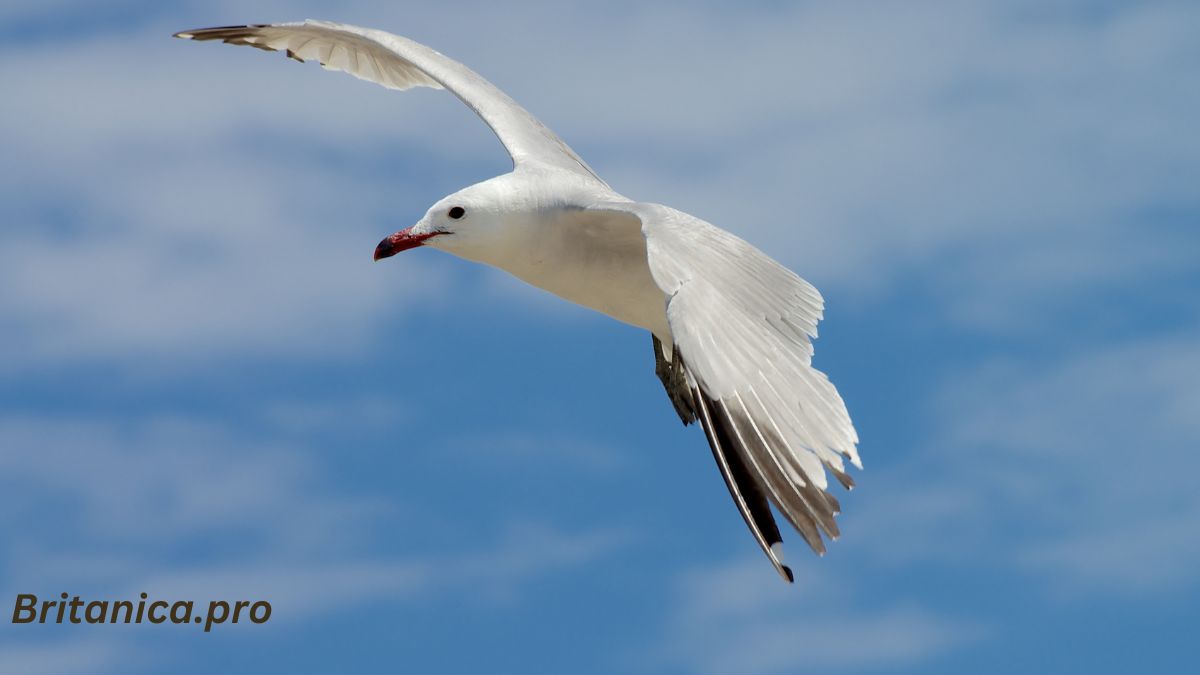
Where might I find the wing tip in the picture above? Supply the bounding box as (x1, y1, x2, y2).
(831, 465, 857, 491)
(172, 25, 275, 43)
(780, 564, 795, 583)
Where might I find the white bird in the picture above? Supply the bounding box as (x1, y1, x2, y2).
(177, 20, 861, 582)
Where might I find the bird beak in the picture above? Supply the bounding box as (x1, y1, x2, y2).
(373, 226, 440, 261)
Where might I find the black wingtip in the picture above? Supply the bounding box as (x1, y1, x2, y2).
(782, 565, 795, 583)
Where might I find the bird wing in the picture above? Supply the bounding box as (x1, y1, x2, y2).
(175, 20, 606, 184)
(596, 202, 861, 581)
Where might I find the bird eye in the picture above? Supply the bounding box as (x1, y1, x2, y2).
(448, 206, 465, 219)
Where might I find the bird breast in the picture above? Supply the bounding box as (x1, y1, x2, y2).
(482, 207, 672, 339)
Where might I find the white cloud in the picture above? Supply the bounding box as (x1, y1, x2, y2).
(0, 410, 619, 586)
(910, 331, 1200, 591)
(650, 557, 980, 675)
(0, 409, 625, 672)
(0, 29, 475, 371)
(0, 150, 451, 371)
(776, 319, 1200, 595)
(0, 0, 1196, 629)
(0, 413, 394, 575)
(439, 521, 628, 605)
(0, 639, 135, 675)
(3, 0, 1195, 371)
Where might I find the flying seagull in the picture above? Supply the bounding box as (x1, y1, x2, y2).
(176, 20, 861, 582)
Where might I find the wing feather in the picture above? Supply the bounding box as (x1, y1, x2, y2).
(175, 21, 605, 183)
(692, 385, 794, 583)
(602, 201, 861, 573)
(718, 394, 827, 554)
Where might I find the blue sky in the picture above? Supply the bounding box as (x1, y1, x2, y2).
(1, 0, 1197, 673)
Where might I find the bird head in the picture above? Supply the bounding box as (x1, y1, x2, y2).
(374, 179, 518, 262)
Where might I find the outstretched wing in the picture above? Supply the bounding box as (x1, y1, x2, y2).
(175, 20, 605, 183)
(621, 202, 861, 581)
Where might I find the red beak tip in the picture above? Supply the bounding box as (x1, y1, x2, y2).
(374, 230, 439, 262)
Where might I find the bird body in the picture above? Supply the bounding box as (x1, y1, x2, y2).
(417, 169, 671, 339)
(178, 20, 861, 582)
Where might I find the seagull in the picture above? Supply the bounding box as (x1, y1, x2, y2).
(176, 20, 861, 582)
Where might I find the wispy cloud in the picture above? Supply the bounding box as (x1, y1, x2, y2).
(0, 410, 625, 673)
(0, 639, 134, 675)
(3, 1, 1195, 372)
(649, 557, 980, 675)
(935, 332, 1200, 591)
(0, 29, 470, 371)
(841, 328, 1200, 592)
(2, 2, 1197, 673)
